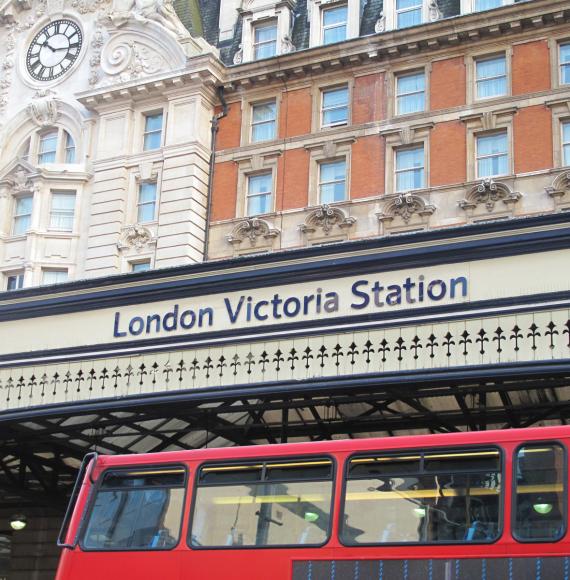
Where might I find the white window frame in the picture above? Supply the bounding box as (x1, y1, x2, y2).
(130, 260, 151, 273)
(38, 130, 58, 165)
(475, 54, 508, 101)
(41, 269, 68, 286)
(559, 42, 570, 87)
(5, 272, 24, 291)
(308, 0, 359, 47)
(395, 0, 423, 29)
(251, 100, 277, 143)
(137, 181, 158, 223)
(563, 121, 570, 167)
(321, 3, 348, 45)
(395, 70, 426, 115)
(49, 191, 76, 232)
(246, 172, 274, 217)
(143, 112, 164, 151)
(253, 20, 278, 60)
(321, 85, 349, 129)
(395, 144, 426, 192)
(318, 158, 347, 203)
(460, 0, 513, 14)
(12, 194, 33, 236)
(475, 130, 509, 179)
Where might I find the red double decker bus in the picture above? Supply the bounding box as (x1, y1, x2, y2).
(56, 426, 569, 580)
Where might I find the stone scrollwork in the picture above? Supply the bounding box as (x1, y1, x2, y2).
(281, 35, 295, 54)
(459, 179, 521, 215)
(226, 218, 280, 247)
(428, 0, 442, 22)
(546, 171, 570, 211)
(377, 192, 436, 226)
(118, 224, 155, 251)
(374, 11, 385, 33)
(299, 205, 356, 237)
(27, 89, 59, 127)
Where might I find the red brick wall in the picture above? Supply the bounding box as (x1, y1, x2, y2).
(353, 73, 385, 124)
(211, 161, 238, 221)
(512, 40, 551, 96)
(216, 102, 242, 150)
(279, 88, 312, 138)
(514, 105, 553, 173)
(277, 148, 310, 210)
(351, 136, 385, 198)
(430, 57, 466, 110)
(430, 121, 467, 186)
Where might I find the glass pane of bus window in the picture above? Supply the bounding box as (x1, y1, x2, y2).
(514, 445, 566, 541)
(191, 480, 332, 547)
(342, 449, 501, 544)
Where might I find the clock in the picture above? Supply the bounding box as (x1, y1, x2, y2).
(26, 20, 83, 82)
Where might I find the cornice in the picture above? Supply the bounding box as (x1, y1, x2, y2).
(223, 0, 570, 91)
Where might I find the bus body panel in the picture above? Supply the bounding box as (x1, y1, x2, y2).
(55, 426, 570, 580)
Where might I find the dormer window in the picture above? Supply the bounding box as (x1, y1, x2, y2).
(396, 0, 422, 28)
(25, 128, 79, 166)
(253, 21, 277, 60)
(322, 4, 347, 45)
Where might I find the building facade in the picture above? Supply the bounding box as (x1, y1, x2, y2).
(0, 0, 569, 578)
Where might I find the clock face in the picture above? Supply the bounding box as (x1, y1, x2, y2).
(26, 20, 83, 82)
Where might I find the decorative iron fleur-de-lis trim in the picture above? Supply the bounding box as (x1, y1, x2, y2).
(288, 348, 299, 371)
(63, 371, 72, 394)
(317, 345, 329, 368)
(217, 356, 227, 378)
(510, 325, 523, 352)
(150, 362, 159, 387)
(459, 330, 471, 356)
(394, 337, 406, 362)
(332, 344, 344, 367)
(426, 334, 438, 359)
(378, 338, 390, 362)
(492, 327, 505, 354)
(245, 352, 255, 375)
(545, 321, 559, 350)
(100, 367, 109, 390)
(88, 368, 96, 391)
(137, 363, 147, 386)
(362, 340, 374, 364)
(347, 342, 359, 365)
(51, 371, 60, 396)
(6, 377, 14, 403)
(163, 362, 173, 384)
(75, 370, 85, 393)
(564, 320, 570, 348)
(112, 366, 122, 389)
(273, 349, 284, 372)
(442, 332, 455, 358)
(203, 357, 214, 379)
(259, 351, 270, 373)
(230, 354, 241, 376)
(302, 346, 313, 369)
(476, 329, 488, 355)
(124, 364, 134, 387)
(527, 323, 541, 351)
(190, 358, 200, 380)
(176, 359, 186, 383)
(411, 336, 422, 360)
(39, 373, 48, 398)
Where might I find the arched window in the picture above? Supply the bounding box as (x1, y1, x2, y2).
(21, 128, 79, 166)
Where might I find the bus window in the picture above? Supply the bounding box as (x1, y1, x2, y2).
(190, 458, 334, 548)
(82, 467, 186, 550)
(513, 444, 566, 541)
(341, 448, 501, 545)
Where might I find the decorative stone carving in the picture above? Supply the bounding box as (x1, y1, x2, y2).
(92, 21, 187, 86)
(71, 0, 107, 13)
(227, 218, 280, 247)
(459, 179, 521, 214)
(428, 0, 442, 22)
(110, 0, 190, 39)
(377, 192, 436, 226)
(546, 171, 570, 211)
(27, 90, 59, 127)
(374, 11, 385, 33)
(281, 35, 295, 54)
(118, 224, 155, 251)
(233, 45, 243, 65)
(299, 205, 356, 236)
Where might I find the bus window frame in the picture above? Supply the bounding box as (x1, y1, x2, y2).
(187, 454, 337, 551)
(511, 440, 568, 544)
(78, 463, 189, 553)
(339, 445, 505, 548)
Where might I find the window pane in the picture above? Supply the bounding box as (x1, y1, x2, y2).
(320, 160, 346, 203)
(477, 133, 508, 178)
(248, 173, 272, 216)
(65, 132, 76, 163)
(477, 133, 507, 156)
(397, 7, 422, 29)
(514, 445, 565, 541)
(247, 193, 272, 216)
(16, 196, 33, 215)
(83, 468, 185, 550)
(252, 102, 276, 142)
(248, 174, 272, 195)
(7, 274, 24, 291)
(191, 460, 333, 548)
(323, 5, 347, 26)
(42, 270, 68, 285)
(475, 0, 502, 9)
(254, 24, 277, 59)
(560, 44, 570, 85)
(397, 72, 425, 114)
(478, 155, 507, 178)
(139, 182, 157, 203)
(50, 193, 76, 231)
(476, 56, 507, 98)
(322, 87, 348, 126)
(323, 5, 347, 44)
(131, 261, 151, 273)
(145, 114, 163, 132)
(39, 131, 58, 164)
(342, 449, 501, 545)
(13, 196, 32, 235)
(397, 146, 424, 171)
(144, 114, 163, 151)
